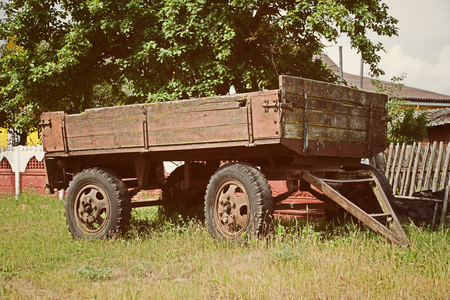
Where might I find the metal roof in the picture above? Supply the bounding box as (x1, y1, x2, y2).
(427, 108, 450, 127)
(320, 54, 450, 105)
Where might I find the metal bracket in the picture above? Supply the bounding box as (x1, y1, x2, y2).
(39, 119, 52, 129)
(246, 97, 255, 147)
(141, 106, 149, 150)
(367, 101, 373, 157)
(302, 91, 309, 154)
(61, 115, 69, 155)
(263, 100, 293, 113)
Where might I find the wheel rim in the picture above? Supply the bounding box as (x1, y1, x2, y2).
(73, 183, 110, 235)
(213, 179, 250, 238)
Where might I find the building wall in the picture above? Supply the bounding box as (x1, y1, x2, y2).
(427, 124, 450, 144)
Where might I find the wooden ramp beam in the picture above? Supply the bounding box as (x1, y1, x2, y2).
(289, 169, 411, 247)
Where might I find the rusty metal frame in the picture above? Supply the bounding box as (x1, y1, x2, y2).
(367, 101, 374, 158)
(288, 169, 411, 246)
(61, 115, 69, 155)
(246, 97, 255, 147)
(141, 106, 149, 150)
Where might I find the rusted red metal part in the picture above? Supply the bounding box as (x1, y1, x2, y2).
(270, 180, 324, 220)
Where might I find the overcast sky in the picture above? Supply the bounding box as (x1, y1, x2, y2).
(1, 1, 449, 95)
(326, 0, 450, 96)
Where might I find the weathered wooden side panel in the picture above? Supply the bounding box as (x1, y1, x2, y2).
(145, 95, 249, 146)
(40, 111, 66, 153)
(42, 75, 388, 161)
(65, 106, 145, 151)
(61, 94, 251, 152)
(249, 90, 281, 140)
(281, 75, 386, 108)
(279, 76, 387, 156)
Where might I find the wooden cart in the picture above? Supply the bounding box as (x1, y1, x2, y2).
(41, 75, 410, 246)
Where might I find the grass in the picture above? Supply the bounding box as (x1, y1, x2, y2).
(1, 193, 449, 299)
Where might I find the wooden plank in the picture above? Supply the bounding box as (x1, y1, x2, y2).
(307, 109, 371, 131)
(307, 127, 367, 144)
(416, 144, 429, 192)
(146, 96, 246, 116)
(283, 125, 382, 145)
(440, 181, 449, 225)
(439, 142, 450, 190)
(432, 142, 445, 191)
(423, 141, 437, 191)
(148, 123, 249, 146)
(431, 142, 446, 227)
(284, 120, 384, 146)
(66, 95, 246, 125)
(385, 143, 394, 177)
(389, 144, 400, 186)
(409, 143, 422, 196)
(68, 132, 144, 151)
(280, 76, 387, 108)
(399, 144, 411, 196)
(401, 143, 416, 196)
(65, 114, 143, 137)
(393, 143, 406, 193)
(285, 93, 387, 118)
(146, 107, 247, 131)
(283, 107, 304, 126)
(284, 108, 385, 135)
(68, 123, 250, 151)
(65, 105, 144, 122)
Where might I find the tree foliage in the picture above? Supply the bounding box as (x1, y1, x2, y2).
(0, 0, 399, 136)
(372, 75, 429, 144)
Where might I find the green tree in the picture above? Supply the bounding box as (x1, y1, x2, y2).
(372, 75, 429, 144)
(1, 0, 399, 140)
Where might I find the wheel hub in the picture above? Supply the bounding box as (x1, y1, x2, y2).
(214, 180, 249, 237)
(74, 185, 108, 233)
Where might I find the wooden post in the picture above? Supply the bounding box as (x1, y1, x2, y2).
(401, 143, 416, 196)
(389, 144, 400, 186)
(409, 144, 422, 196)
(393, 143, 406, 194)
(440, 182, 449, 225)
(423, 141, 437, 191)
(416, 143, 430, 192)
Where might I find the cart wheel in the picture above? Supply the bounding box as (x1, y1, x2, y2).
(65, 168, 131, 239)
(205, 163, 273, 241)
(161, 163, 211, 220)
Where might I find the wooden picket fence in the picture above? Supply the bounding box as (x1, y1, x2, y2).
(384, 141, 450, 226)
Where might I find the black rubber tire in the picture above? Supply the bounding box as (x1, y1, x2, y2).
(204, 162, 274, 241)
(359, 164, 397, 212)
(65, 168, 131, 239)
(325, 164, 396, 224)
